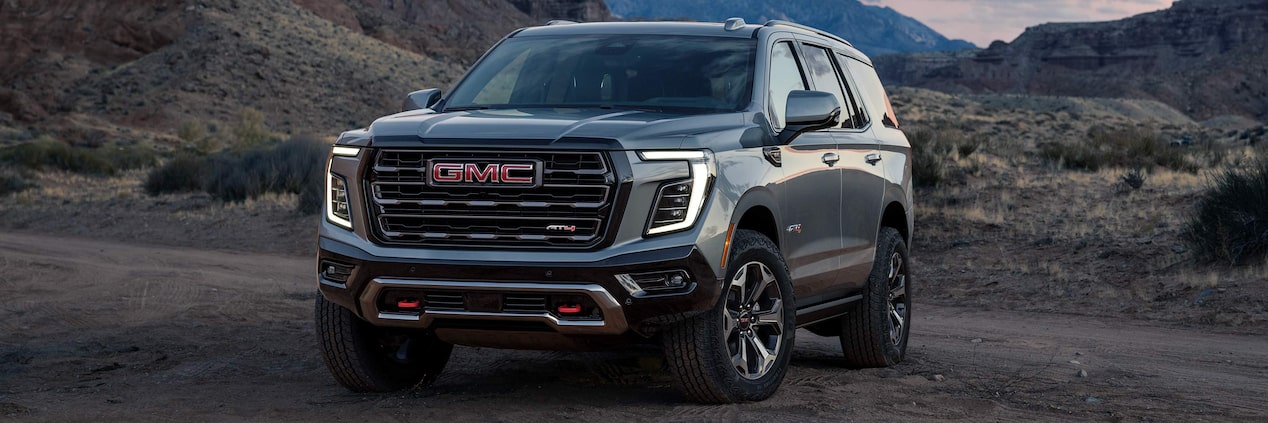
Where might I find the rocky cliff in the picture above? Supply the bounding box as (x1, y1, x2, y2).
(875, 0, 1268, 122)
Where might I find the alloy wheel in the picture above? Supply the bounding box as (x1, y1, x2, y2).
(725, 261, 785, 380)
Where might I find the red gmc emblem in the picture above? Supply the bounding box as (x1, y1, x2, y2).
(429, 161, 538, 186)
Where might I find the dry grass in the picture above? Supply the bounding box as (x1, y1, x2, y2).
(896, 87, 1267, 326)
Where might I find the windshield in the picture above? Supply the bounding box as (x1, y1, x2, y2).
(445, 35, 756, 113)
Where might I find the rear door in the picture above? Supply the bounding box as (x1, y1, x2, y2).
(800, 43, 887, 297)
(769, 40, 844, 306)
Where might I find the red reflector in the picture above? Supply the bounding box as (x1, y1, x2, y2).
(397, 299, 421, 309)
(557, 304, 582, 314)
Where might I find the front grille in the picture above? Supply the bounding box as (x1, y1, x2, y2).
(367, 150, 618, 248)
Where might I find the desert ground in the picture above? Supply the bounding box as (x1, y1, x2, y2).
(1, 231, 1265, 422)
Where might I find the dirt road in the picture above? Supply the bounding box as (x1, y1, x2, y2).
(1, 232, 1265, 422)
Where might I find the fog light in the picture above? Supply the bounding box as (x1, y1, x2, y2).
(615, 270, 693, 296)
(319, 260, 354, 284)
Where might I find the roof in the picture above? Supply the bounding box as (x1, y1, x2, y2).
(514, 21, 760, 39)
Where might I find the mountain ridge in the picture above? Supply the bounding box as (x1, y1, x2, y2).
(604, 0, 975, 57)
(874, 0, 1268, 122)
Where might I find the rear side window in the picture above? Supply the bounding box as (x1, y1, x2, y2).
(768, 41, 808, 130)
(842, 57, 900, 129)
(801, 45, 859, 129)
(832, 52, 869, 129)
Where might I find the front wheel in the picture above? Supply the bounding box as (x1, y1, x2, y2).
(662, 229, 796, 403)
(840, 227, 911, 368)
(315, 296, 453, 392)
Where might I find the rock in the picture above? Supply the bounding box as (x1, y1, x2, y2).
(1075, 351, 1084, 356)
(1172, 245, 1187, 254)
(970, 338, 983, 343)
(1077, 369, 1088, 378)
(932, 374, 945, 382)
(1085, 396, 1101, 404)
(1069, 360, 1081, 365)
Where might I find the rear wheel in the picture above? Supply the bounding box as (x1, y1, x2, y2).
(315, 296, 453, 392)
(662, 230, 796, 403)
(840, 227, 910, 368)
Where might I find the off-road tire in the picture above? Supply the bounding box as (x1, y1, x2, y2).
(662, 229, 796, 403)
(315, 296, 453, 392)
(840, 227, 910, 368)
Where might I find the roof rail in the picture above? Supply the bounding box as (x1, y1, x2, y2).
(763, 20, 853, 47)
(545, 19, 578, 26)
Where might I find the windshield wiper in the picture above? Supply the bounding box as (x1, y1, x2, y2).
(444, 106, 490, 111)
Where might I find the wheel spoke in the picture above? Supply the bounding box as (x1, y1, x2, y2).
(751, 299, 783, 334)
(730, 265, 749, 308)
(724, 309, 740, 334)
(747, 333, 777, 376)
(889, 275, 906, 299)
(889, 252, 903, 280)
(732, 336, 749, 375)
(748, 263, 776, 306)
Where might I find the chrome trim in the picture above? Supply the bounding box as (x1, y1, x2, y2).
(359, 278, 629, 335)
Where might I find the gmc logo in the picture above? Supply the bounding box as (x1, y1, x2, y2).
(430, 162, 536, 186)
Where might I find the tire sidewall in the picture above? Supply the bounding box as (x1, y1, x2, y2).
(874, 228, 910, 365)
(711, 230, 797, 401)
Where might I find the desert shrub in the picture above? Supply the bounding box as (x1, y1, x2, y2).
(1185, 159, 1268, 265)
(104, 144, 160, 171)
(230, 108, 274, 151)
(0, 168, 34, 195)
(1121, 168, 1146, 190)
(0, 136, 157, 175)
(145, 154, 209, 195)
(908, 126, 982, 187)
(147, 134, 327, 214)
(908, 128, 949, 187)
(1039, 127, 1193, 172)
(1, 136, 113, 174)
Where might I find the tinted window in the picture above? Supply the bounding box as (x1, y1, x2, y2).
(768, 41, 808, 130)
(833, 52, 869, 129)
(843, 57, 900, 129)
(447, 35, 756, 113)
(801, 45, 856, 129)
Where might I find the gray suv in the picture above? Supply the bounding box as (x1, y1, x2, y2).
(315, 18, 913, 403)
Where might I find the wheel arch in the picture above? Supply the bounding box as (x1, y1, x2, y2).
(732, 189, 782, 250)
(879, 200, 910, 247)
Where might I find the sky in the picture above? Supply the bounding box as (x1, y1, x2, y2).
(859, 0, 1174, 46)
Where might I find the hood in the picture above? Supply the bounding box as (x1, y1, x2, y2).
(364, 108, 749, 150)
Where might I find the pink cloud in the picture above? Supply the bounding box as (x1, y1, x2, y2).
(862, 0, 1173, 46)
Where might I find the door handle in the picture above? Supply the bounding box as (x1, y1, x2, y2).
(865, 153, 881, 165)
(822, 152, 840, 166)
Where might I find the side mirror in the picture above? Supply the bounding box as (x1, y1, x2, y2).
(778, 90, 841, 144)
(403, 88, 442, 111)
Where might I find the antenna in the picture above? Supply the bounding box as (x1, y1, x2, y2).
(724, 17, 746, 31)
(545, 20, 578, 26)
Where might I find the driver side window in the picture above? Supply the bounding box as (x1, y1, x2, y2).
(768, 41, 808, 131)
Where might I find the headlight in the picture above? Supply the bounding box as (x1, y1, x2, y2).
(326, 145, 359, 230)
(326, 172, 353, 230)
(639, 150, 713, 235)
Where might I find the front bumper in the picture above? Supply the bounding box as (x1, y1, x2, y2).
(317, 236, 723, 347)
